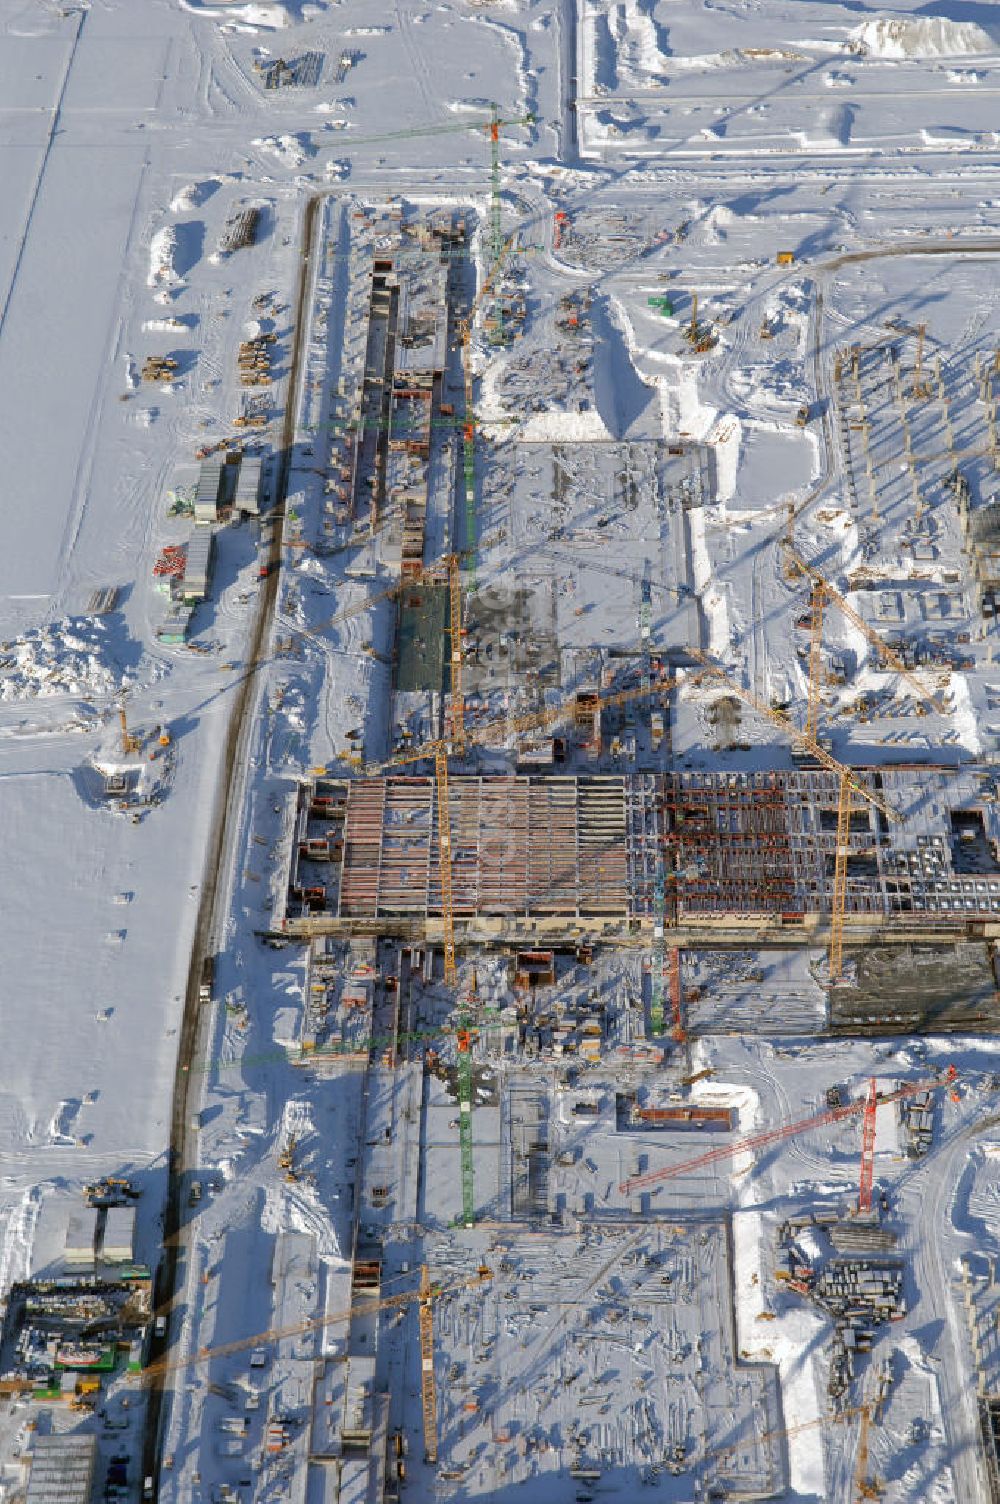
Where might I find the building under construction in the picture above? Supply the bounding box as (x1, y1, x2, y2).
(278, 765, 1000, 941)
(335, 206, 464, 574)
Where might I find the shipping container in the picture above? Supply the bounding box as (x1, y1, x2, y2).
(234, 456, 263, 516)
(182, 530, 214, 601)
(103, 1205, 136, 1263)
(194, 460, 223, 526)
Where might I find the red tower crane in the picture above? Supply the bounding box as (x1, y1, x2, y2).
(618, 1073, 954, 1196)
(858, 1077, 878, 1213)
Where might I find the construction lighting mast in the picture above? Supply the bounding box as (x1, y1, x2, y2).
(911, 322, 931, 400)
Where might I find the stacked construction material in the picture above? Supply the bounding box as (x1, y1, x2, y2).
(238, 332, 275, 387)
(153, 544, 186, 592)
(219, 207, 261, 254)
(141, 354, 177, 383)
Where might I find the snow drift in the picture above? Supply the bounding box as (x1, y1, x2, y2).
(147, 226, 182, 290)
(847, 16, 993, 59)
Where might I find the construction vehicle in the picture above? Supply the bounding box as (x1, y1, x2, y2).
(118, 698, 142, 757)
(84, 1176, 139, 1207)
(683, 292, 716, 353)
(277, 1136, 298, 1182)
(777, 250, 795, 266)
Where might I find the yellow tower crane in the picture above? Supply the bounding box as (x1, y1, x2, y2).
(806, 574, 829, 743)
(685, 648, 900, 825)
(686, 647, 899, 986)
(142, 1265, 493, 1385)
(781, 543, 946, 980)
(854, 1402, 883, 1499)
(419, 1265, 440, 1464)
(783, 542, 948, 726)
(324, 554, 463, 632)
(448, 551, 464, 749)
(375, 675, 674, 777)
(389, 674, 674, 1226)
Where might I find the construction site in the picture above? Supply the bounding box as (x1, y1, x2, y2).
(155, 171, 1000, 1504)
